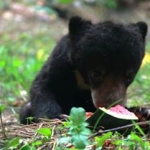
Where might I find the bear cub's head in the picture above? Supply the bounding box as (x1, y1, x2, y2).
(69, 16, 147, 108)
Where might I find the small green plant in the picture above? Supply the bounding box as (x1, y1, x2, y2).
(5, 127, 52, 149)
(56, 0, 73, 4)
(0, 32, 55, 102)
(128, 62, 150, 106)
(46, 0, 73, 5)
(57, 107, 91, 149)
(26, 116, 35, 124)
(6, 137, 42, 150)
(114, 132, 150, 149)
(95, 132, 113, 148)
(37, 127, 52, 139)
(98, 0, 118, 9)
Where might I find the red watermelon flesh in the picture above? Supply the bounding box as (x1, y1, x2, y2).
(109, 105, 135, 115)
(100, 105, 138, 120)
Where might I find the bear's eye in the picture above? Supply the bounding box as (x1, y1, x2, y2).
(125, 71, 135, 86)
(89, 71, 104, 83)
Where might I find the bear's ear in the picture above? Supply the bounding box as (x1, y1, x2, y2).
(136, 22, 148, 40)
(69, 16, 91, 36)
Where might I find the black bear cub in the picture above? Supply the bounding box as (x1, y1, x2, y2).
(20, 16, 147, 124)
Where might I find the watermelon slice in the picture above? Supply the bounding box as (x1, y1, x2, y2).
(101, 105, 138, 120)
(87, 105, 138, 134)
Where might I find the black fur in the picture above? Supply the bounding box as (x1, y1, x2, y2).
(20, 17, 147, 124)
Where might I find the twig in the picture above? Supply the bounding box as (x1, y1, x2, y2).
(0, 113, 7, 139)
(38, 144, 48, 150)
(89, 121, 150, 138)
(51, 125, 57, 150)
(52, 139, 57, 150)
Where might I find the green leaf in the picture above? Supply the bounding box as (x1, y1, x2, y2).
(105, 0, 117, 9)
(72, 134, 88, 149)
(6, 137, 20, 149)
(58, 137, 71, 145)
(132, 120, 145, 136)
(32, 141, 42, 147)
(80, 127, 91, 135)
(0, 104, 6, 114)
(70, 107, 86, 124)
(95, 132, 112, 147)
(12, 59, 22, 67)
(0, 60, 5, 68)
(37, 128, 52, 138)
(128, 132, 145, 148)
(58, 0, 73, 4)
(20, 145, 36, 150)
